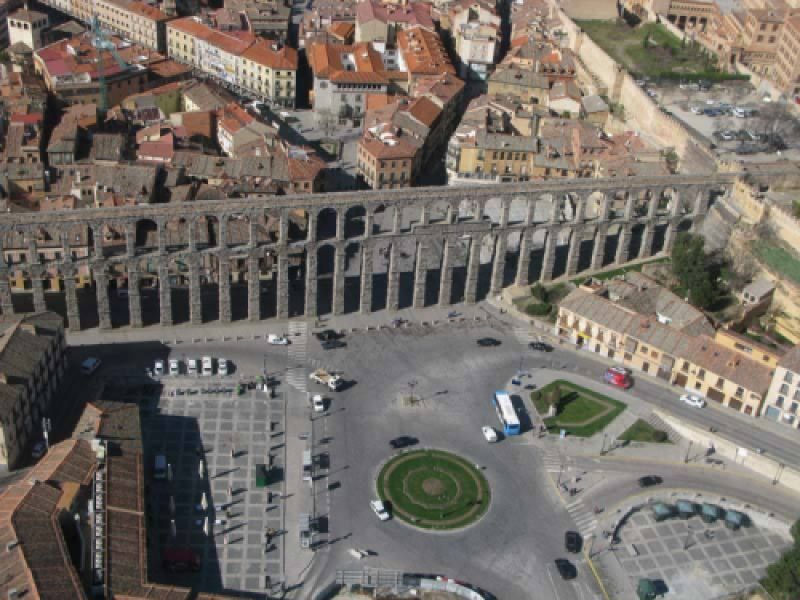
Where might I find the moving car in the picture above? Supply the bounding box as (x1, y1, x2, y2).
(80, 357, 102, 376)
(31, 441, 46, 459)
(482, 426, 498, 443)
(604, 367, 632, 389)
(321, 339, 347, 350)
(680, 393, 706, 408)
(638, 475, 664, 488)
(389, 436, 418, 449)
(154, 360, 165, 376)
(565, 531, 582, 553)
(312, 394, 325, 412)
(528, 341, 552, 352)
(370, 499, 390, 521)
(477, 337, 501, 347)
(267, 334, 290, 345)
(554, 558, 577, 580)
(315, 329, 340, 342)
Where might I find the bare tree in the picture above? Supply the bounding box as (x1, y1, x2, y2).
(750, 102, 800, 150)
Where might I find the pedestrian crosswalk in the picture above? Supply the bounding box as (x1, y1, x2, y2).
(286, 322, 308, 392)
(513, 325, 535, 345)
(566, 497, 597, 538)
(542, 446, 564, 473)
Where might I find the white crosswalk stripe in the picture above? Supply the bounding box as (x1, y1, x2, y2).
(286, 322, 308, 392)
(513, 325, 535, 345)
(566, 497, 598, 537)
(542, 446, 565, 472)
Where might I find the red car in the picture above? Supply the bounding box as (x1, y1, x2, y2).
(604, 367, 632, 389)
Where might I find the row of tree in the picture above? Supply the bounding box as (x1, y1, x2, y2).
(670, 233, 720, 309)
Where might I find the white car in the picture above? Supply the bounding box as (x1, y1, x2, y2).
(267, 334, 290, 345)
(169, 359, 180, 376)
(218, 358, 229, 376)
(187, 358, 198, 375)
(370, 500, 390, 521)
(31, 442, 46, 459)
(154, 360, 165, 376)
(690, 105, 704, 115)
(482, 426, 498, 443)
(312, 394, 325, 412)
(680, 393, 706, 408)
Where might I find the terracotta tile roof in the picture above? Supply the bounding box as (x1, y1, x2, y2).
(241, 38, 298, 69)
(309, 41, 386, 79)
(328, 21, 354, 41)
(684, 336, 774, 394)
(110, 0, 171, 21)
(406, 95, 441, 127)
(397, 25, 455, 77)
(779, 345, 800, 374)
(366, 92, 392, 110)
(359, 129, 419, 160)
(330, 69, 388, 83)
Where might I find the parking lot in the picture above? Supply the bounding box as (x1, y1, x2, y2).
(611, 498, 792, 599)
(651, 82, 800, 161)
(141, 378, 287, 594)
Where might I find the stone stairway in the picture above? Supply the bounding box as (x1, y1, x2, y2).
(644, 411, 683, 444)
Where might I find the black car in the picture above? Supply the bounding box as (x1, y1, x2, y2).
(528, 341, 552, 352)
(638, 475, 663, 488)
(555, 559, 577, 580)
(565, 531, 582, 554)
(389, 436, 419, 449)
(321, 339, 347, 350)
(315, 329, 341, 342)
(477, 338, 501, 347)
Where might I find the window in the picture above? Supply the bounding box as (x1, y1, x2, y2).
(781, 383, 790, 395)
(641, 345, 648, 354)
(791, 402, 799, 415)
(716, 377, 725, 388)
(784, 371, 793, 384)
(735, 387, 743, 398)
(681, 361, 689, 372)
(697, 369, 705, 381)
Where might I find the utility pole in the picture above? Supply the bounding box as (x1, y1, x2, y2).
(684, 440, 693, 464)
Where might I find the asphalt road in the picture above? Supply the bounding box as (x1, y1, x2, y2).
(66, 312, 800, 599)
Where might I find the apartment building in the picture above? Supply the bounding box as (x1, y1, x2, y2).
(0, 312, 67, 470)
(308, 41, 390, 124)
(167, 17, 297, 106)
(7, 7, 48, 51)
(240, 38, 298, 107)
(775, 16, 800, 96)
(92, 0, 171, 53)
(556, 278, 774, 417)
(355, 0, 434, 44)
(447, 0, 501, 80)
(397, 25, 456, 88)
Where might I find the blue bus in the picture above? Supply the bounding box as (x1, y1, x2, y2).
(493, 391, 520, 435)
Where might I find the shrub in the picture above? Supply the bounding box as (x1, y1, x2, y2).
(531, 282, 548, 302)
(652, 430, 668, 443)
(791, 519, 800, 544)
(526, 302, 552, 316)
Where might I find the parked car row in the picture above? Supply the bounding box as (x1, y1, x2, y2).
(152, 357, 231, 377)
(690, 103, 757, 118)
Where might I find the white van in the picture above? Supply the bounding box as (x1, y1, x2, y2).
(187, 358, 198, 375)
(302, 450, 313, 481)
(218, 358, 228, 376)
(169, 359, 180, 376)
(153, 454, 167, 480)
(81, 357, 102, 375)
(202, 356, 213, 376)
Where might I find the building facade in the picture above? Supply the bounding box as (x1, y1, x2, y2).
(0, 312, 67, 470)
(764, 346, 800, 428)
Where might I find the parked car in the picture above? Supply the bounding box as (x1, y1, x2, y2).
(604, 367, 632, 389)
(477, 337, 501, 347)
(370, 500, 390, 521)
(187, 358, 198, 375)
(689, 105, 704, 114)
(31, 441, 46, 459)
(315, 329, 340, 342)
(80, 357, 102, 376)
(267, 334, 290, 345)
(312, 394, 325, 412)
(169, 359, 180, 376)
(482, 426, 498, 443)
(389, 435, 418, 449)
(680, 393, 706, 408)
(218, 358, 229, 376)
(555, 558, 577, 580)
(638, 475, 663, 488)
(565, 531, 582, 553)
(719, 130, 736, 141)
(154, 360, 165, 376)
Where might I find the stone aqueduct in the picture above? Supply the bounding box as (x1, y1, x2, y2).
(0, 175, 735, 331)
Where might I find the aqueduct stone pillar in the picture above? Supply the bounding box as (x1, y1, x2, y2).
(464, 234, 481, 304)
(387, 243, 400, 311)
(159, 264, 172, 326)
(305, 246, 318, 318)
(360, 242, 373, 314)
(276, 250, 289, 319)
(490, 235, 507, 296)
(218, 256, 232, 323)
(248, 255, 260, 321)
(516, 230, 532, 287)
(127, 269, 143, 328)
(94, 270, 112, 330)
(413, 240, 427, 309)
(332, 244, 346, 315)
(438, 237, 455, 307)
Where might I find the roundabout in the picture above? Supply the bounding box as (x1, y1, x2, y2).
(376, 449, 491, 530)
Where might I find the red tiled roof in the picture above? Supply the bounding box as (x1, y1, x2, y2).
(397, 25, 455, 77)
(242, 38, 298, 69)
(406, 95, 441, 127)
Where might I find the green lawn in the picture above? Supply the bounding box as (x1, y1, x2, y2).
(751, 241, 800, 286)
(619, 419, 672, 443)
(576, 21, 715, 79)
(531, 380, 627, 437)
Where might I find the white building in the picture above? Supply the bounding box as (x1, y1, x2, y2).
(8, 7, 48, 51)
(764, 346, 800, 429)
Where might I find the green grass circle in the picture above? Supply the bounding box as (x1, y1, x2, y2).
(376, 449, 491, 530)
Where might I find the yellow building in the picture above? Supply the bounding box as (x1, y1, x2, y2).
(557, 285, 773, 417)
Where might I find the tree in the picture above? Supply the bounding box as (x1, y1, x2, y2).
(643, 32, 651, 49)
(793, 200, 800, 220)
(546, 385, 561, 412)
(671, 233, 718, 309)
(531, 283, 549, 303)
